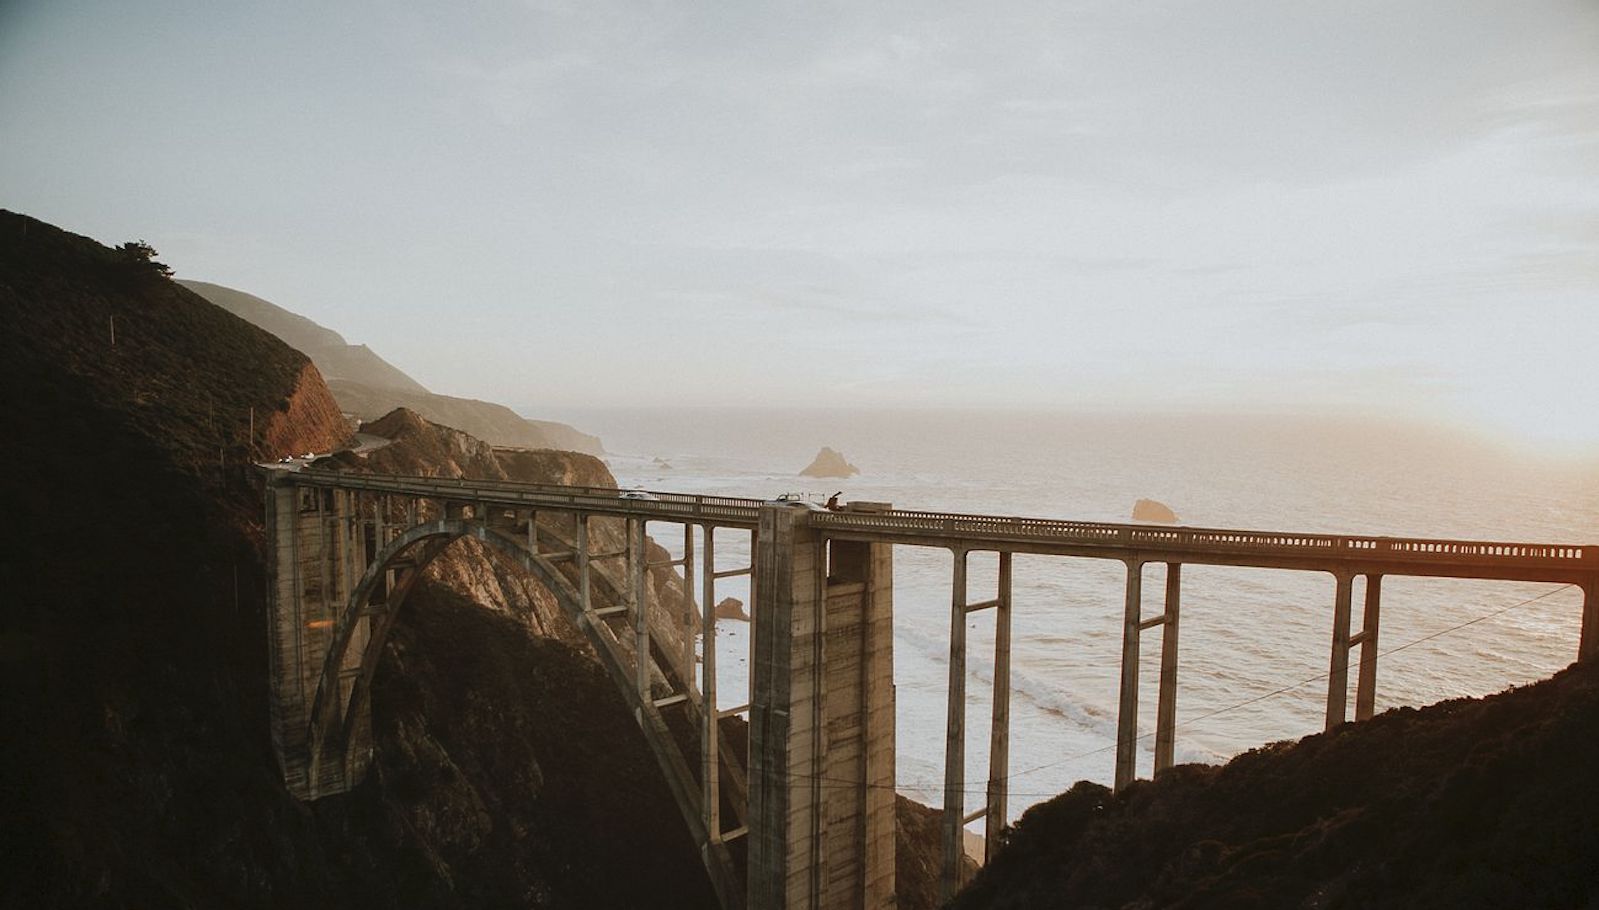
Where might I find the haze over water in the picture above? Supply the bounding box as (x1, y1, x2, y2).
(554, 405, 1599, 818)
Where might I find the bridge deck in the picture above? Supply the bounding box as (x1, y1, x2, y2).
(280, 469, 1595, 583)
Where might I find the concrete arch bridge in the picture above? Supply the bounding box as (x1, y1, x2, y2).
(264, 469, 1598, 910)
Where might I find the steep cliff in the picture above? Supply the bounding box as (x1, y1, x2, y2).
(0, 212, 714, 908)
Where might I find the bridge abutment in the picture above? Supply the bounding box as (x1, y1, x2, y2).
(267, 482, 371, 798)
(751, 505, 896, 910)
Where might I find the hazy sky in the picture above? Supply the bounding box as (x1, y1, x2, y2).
(2, 1, 1596, 451)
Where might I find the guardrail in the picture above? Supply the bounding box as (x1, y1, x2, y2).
(814, 509, 1593, 567)
(280, 469, 766, 527)
(277, 469, 1593, 568)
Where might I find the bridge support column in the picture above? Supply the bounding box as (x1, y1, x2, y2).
(984, 552, 1013, 861)
(702, 527, 722, 849)
(941, 549, 969, 900)
(683, 524, 697, 705)
(1354, 574, 1382, 721)
(266, 481, 370, 799)
(1153, 563, 1181, 777)
(751, 504, 895, 910)
(1325, 572, 1355, 731)
(1581, 576, 1599, 662)
(632, 517, 651, 703)
(1114, 559, 1145, 791)
(576, 515, 591, 614)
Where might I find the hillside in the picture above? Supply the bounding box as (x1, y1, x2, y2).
(180, 279, 603, 455)
(328, 376, 604, 454)
(952, 657, 1599, 910)
(177, 279, 428, 394)
(0, 211, 712, 907)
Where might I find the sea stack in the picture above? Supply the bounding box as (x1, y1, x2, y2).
(800, 446, 860, 478)
(713, 597, 751, 622)
(1132, 498, 1179, 523)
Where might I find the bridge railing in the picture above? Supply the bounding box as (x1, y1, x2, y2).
(280, 469, 1593, 567)
(813, 508, 1593, 567)
(281, 469, 766, 526)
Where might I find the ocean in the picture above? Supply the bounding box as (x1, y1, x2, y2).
(538, 406, 1599, 821)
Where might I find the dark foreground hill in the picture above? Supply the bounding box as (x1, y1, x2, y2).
(0, 211, 713, 907)
(953, 657, 1599, 910)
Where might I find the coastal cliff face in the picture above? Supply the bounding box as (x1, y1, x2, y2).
(262, 361, 352, 458)
(0, 212, 715, 907)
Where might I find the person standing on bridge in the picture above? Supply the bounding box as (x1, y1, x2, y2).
(826, 491, 843, 511)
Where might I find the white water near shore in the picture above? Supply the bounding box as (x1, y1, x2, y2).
(548, 407, 1599, 823)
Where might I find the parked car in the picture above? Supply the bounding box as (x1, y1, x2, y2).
(766, 493, 827, 511)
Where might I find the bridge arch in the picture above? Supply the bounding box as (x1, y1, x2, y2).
(304, 518, 594, 791)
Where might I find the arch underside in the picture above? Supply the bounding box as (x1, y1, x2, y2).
(300, 514, 743, 905)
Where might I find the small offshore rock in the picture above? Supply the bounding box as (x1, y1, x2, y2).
(1132, 498, 1179, 523)
(800, 446, 860, 478)
(714, 597, 751, 622)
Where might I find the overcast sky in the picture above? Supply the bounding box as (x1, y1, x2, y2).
(2, 1, 1596, 451)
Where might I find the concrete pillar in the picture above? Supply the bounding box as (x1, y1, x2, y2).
(268, 480, 369, 799)
(702, 527, 721, 846)
(1114, 559, 1144, 792)
(683, 524, 698, 705)
(1581, 576, 1599, 662)
(633, 517, 651, 703)
(823, 533, 896, 908)
(576, 515, 591, 614)
(1325, 572, 1355, 731)
(1355, 574, 1382, 721)
(984, 551, 1013, 860)
(941, 549, 969, 901)
(266, 481, 308, 794)
(750, 504, 895, 910)
(750, 505, 818, 910)
(1153, 563, 1181, 776)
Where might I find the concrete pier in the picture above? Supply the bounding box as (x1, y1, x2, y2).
(266, 484, 371, 798)
(750, 503, 896, 910)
